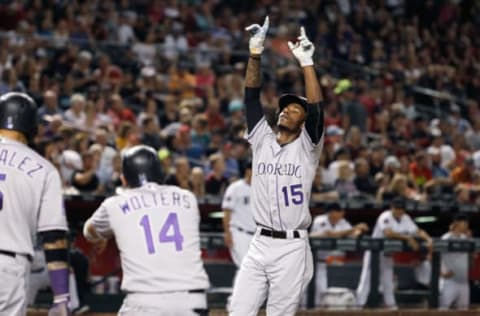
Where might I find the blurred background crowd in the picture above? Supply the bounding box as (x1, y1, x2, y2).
(0, 0, 479, 207)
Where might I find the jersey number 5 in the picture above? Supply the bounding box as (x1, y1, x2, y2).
(139, 213, 184, 254)
(0, 173, 5, 211)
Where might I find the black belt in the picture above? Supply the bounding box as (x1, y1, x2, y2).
(0, 250, 32, 262)
(188, 289, 206, 294)
(260, 228, 300, 239)
(233, 226, 255, 235)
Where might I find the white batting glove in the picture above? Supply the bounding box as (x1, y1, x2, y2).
(245, 16, 269, 55)
(287, 26, 315, 67)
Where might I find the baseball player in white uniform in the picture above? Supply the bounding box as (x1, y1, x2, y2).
(356, 196, 432, 308)
(222, 159, 255, 267)
(0, 92, 70, 316)
(83, 145, 210, 316)
(310, 202, 368, 306)
(439, 213, 471, 310)
(228, 17, 325, 316)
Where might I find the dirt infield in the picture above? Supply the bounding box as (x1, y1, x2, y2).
(27, 309, 480, 316)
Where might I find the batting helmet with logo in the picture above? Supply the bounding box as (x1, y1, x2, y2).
(122, 145, 163, 188)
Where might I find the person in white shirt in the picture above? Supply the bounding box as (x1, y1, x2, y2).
(310, 202, 368, 306)
(439, 213, 471, 310)
(222, 160, 255, 267)
(64, 93, 86, 129)
(356, 196, 432, 308)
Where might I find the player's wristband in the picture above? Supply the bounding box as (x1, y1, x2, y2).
(49, 268, 70, 303)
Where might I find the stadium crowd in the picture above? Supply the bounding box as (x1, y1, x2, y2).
(0, 0, 479, 207)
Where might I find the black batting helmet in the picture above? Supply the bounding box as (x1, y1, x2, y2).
(0, 92, 38, 139)
(122, 145, 163, 188)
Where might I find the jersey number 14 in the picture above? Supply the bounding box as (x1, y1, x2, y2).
(139, 213, 184, 254)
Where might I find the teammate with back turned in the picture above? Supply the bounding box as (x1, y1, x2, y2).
(228, 17, 325, 316)
(0, 92, 70, 316)
(83, 145, 210, 316)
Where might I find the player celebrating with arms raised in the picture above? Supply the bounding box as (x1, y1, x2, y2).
(83, 145, 209, 315)
(228, 17, 324, 316)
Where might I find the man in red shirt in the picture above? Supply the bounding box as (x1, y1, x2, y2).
(409, 151, 433, 187)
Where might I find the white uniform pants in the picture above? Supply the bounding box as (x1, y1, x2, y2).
(0, 253, 30, 316)
(228, 228, 313, 316)
(314, 262, 327, 306)
(118, 292, 207, 316)
(439, 278, 469, 309)
(230, 227, 254, 267)
(356, 251, 396, 308)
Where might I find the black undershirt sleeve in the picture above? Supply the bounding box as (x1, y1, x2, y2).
(304, 102, 325, 144)
(245, 87, 264, 132)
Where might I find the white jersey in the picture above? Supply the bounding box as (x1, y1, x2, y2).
(87, 182, 209, 293)
(247, 117, 323, 230)
(310, 214, 352, 260)
(0, 137, 67, 257)
(372, 210, 418, 238)
(221, 179, 255, 232)
(441, 232, 469, 283)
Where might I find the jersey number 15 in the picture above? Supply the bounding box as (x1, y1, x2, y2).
(139, 213, 184, 254)
(281, 184, 304, 206)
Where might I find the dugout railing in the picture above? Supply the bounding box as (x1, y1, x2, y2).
(200, 233, 480, 309)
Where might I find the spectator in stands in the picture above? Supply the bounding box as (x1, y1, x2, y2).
(337, 79, 368, 133)
(428, 147, 450, 179)
(165, 156, 192, 190)
(354, 157, 377, 197)
(71, 151, 101, 194)
(311, 168, 339, 203)
(64, 93, 86, 129)
(450, 156, 476, 185)
(465, 119, 480, 152)
(136, 94, 160, 128)
(335, 161, 359, 198)
(38, 90, 62, 119)
(345, 126, 365, 159)
(107, 94, 136, 129)
(115, 122, 135, 151)
(378, 173, 423, 202)
(205, 153, 228, 196)
(428, 128, 456, 169)
(369, 145, 385, 177)
(191, 113, 210, 150)
(167, 62, 196, 98)
(191, 167, 206, 199)
(409, 151, 433, 188)
(141, 116, 163, 150)
(158, 95, 179, 128)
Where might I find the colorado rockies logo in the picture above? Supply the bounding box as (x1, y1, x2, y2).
(256, 162, 302, 178)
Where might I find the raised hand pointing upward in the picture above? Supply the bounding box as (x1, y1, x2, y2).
(245, 16, 269, 55)
(288, 26, 315, 67)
